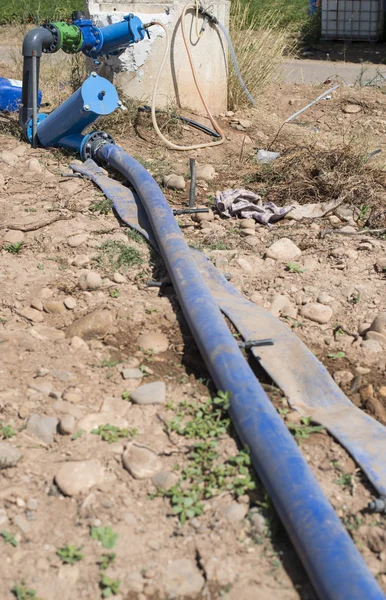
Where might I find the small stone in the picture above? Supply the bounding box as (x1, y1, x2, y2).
(26, 498, 38, 511)
(152, 470, 179, 490)
(0, 151, 18, 167)
(366, 331, 386, 345)
(30, 299, 44, 311)
(101, 397, 130, 418)
(270, 294, 290, 317)
(0, 174, 4, 188)
(250, 292, 263, 305)
(78, 270, 102, 290)
(62, 388, 83, 404)
(70, 336, 88, 350)
(122, 444, 162, 479)
(29, 381, 52, 396)
(340, 225, 357, 234)
(317, 292, 334, 305)
(361, 339, 383, 354)
(163, 174, 186, 190)
(137, 332, 168, 354)
(0, 442, 22, 469)
(200, 221, 212, 230)
(333, 370, 354, 386)
(66, 309, 115, 340)
(55, 459, 104, 496)
(52, 400, 83, 420)
(379, 386, 386, 398)
(368, 313, 386, 336)
(3, 230, 24, 245)
(20, 307, 44, 323)
(44, 301, 65, 315)
(375, 258, 386, 273)
(121, 368, 143, 380)
(67, 233, 88, 248)
(240, 219, 255, 230)
(192, 209, 214, 223)
(72, 254, 90, 267)
(163, 559, 205, 597)
(245, 236, 259, 247)
(240, 228, 256, 237)
(266, 238, 301, 262)
(50, 369, 74, 382)
(250, 511, 267, 535)
(222, 502, 248, 522)
(14, 514, 31, 535)
(226, 111, 235, 117)
(26, 414, 58, 444)
(195, 163, 216, 182)
(301, 303, 333, 324)
(238, 119, 252, 129)
(59, 414, 76, 435)
(359, 383, 374, 402)
(77, 412, 129, 433)
(130, 381, 166, 405)
(113, 272, 126, 284)
(64, 297, 76, 310)
(27, 158, 42, 172)
(329, 215, 341, 225)
(236, 257, 253, 272)
(343, 104, 362, 114)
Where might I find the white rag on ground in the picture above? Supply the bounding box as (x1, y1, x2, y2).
(215, 189, 294, 225)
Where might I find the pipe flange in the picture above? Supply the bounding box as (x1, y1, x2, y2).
(81, 130, 114, 160)
(42, 23, 61, 53)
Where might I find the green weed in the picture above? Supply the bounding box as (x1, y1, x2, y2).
(0, 422, 16, 439)
(287, 416, 324, 441)
(100, 359, 120, 368)
(334, 473, 353, 489)
(286, 262, 305, 274)
(98, 552, 116, 571)
(121, 391, 130, 401)
(166, 391, 231, 439)
(71, 429, 85, 440)
(109, 289, 120, 298)
(89, 198, 113, 215)
(126, 229, 145, 244)
(95, 240, 142, 274)
(4, 243, 23, 254)
(100, 574, 120, 597)
(1, 530, 18, 547)
(327, 351, 345, 360)
(91, 424, 137, 444)
(57, 545, 83, 564)
(11, 583, 40, 600)
(91, 526, 119, 549)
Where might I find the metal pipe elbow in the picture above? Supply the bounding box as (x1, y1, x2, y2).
(22, 27, 54, 57)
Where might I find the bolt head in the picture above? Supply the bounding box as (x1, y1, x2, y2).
(91, 71, 97, 77)
(117, 100, 122, 106)
(84, 104, 90, 111)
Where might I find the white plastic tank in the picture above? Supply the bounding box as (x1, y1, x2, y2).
(321, 0, 384, 41)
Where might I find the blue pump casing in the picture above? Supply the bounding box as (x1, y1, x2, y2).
(33, 72, 119, 153)
(73, 13, 145, 58)
(0, 77, 42, 112)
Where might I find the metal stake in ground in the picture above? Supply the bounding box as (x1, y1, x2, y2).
(189, 158, 196, 208)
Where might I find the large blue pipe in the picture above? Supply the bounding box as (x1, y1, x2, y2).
(96, 143, 384, 600)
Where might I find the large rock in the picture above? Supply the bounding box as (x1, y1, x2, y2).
(122, 444, 162, 479)
(301, 303, 333, 325)
(55, 459, 104, 496)
(265, 238, 301, 262)
(130, 381, 166, 405)
(26, 414, 58, 445)
(4, 230, 24, 245)
(137, 332, 169, 354)
(0, 442, 22, 469)
(78, 270, 102, 291)
(65, 309, 115, 340)
(366, 313, 386, 343)
(162, 559, 205, 597)
(196, 163, 216, 182)
(163, 174, 186, 190)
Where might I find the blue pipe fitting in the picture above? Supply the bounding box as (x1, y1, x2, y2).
(73, 13, 145, 58)
(94, 143, 386, 600)
(32, 73, 119, 152)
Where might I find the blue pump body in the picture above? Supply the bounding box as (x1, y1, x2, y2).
(73, 13, 145, 58)
(32, 72, 118, 153)
(0, 77, 42, 112)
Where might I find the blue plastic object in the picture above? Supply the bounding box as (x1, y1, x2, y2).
(34, 73, 118, 151)
(0, 77, 42, 112)
(73, 13, 145, 58)
(93, 143, 385, 600)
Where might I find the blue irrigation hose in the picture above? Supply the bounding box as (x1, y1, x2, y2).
(215, 20, 256, 106)
(95, 142, 384, 600)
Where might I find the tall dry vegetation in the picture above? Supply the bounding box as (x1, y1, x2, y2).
(228, 0, 297, 110)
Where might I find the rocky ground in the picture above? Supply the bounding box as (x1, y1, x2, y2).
(1, 25, 386, 600)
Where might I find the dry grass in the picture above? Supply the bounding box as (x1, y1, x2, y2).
(244, 144, 386, 227)
(228, 0, 296, 110)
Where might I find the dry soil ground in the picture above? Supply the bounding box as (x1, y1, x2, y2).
(1, 25, 386, 600)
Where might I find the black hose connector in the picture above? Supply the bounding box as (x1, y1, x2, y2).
(198, 6, 218, 24)
(368, 497, 386, 513)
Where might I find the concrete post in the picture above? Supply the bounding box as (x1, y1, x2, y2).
(85, 0, 230, 114)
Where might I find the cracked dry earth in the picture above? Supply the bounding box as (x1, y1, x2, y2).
(1, 89, 386, 599)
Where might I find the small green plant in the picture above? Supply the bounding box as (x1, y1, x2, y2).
(91, 424, 137, 444)
(0, 422, 16, 439)
(327, 351, 345, 360)
(71, 429, 85, 440)
(359, 204, 370, 222)
(91, 526, 119, 549)
(25, 208, 37, 213)
(109, 289, 120, 298)
(350, 292, 360, 305)
(334, 473, 353, 489)
(145, 307, 158, 314)
(100, 574, 120, 597)
(121, 391, 130, 401)
(100, 359, 120, 368)
(4, 242, 23, 254)
(95, 240, 142, 273)
(287, 416, 324, 441)
(342, 515, 362, 532)
(286, 262, 305, 274)
(11, 583, 40, 600)
(89, 198, 113, 215)
(98, 552, 116, 571)
(57, 545, 83, 564)
(126, 229, 145, 244)
(166, 391, 231, 440)
(1, 530, 18, 547)
(37, 263, 44, 270)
